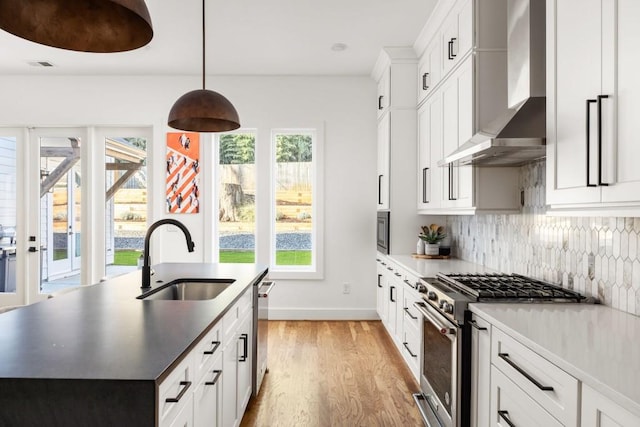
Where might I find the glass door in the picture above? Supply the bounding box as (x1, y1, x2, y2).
(0, 130, 21, 307)
(30, 128, 86, 298)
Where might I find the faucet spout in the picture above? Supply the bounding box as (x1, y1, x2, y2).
(141, 219, 195, 290)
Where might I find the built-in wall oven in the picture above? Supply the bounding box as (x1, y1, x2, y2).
(376, 211, 390, 254)
(412, 273, 593, 426)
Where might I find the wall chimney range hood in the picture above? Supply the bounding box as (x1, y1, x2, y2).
(439, 0, 546, 167)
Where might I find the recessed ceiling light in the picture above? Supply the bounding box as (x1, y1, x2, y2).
(27, 61, 54, 67)
(331, 43, 348, 52)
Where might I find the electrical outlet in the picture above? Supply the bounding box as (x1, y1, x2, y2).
(342, 283, 351, 294)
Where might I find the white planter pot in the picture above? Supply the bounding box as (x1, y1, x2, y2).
(425, 243, 439, 255)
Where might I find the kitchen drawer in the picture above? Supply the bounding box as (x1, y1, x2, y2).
(158, 352, 195, 427)
(193, 353, 223, 427)
(402, 326, 421, 381)
(193, 322, 222, 382)
(492, 327, 579, 426)
(402, 288, 422, 334)
(223, 287, 252, 341)
(490, 365, 563, 427)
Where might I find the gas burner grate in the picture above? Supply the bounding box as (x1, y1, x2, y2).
(436, 273, 586, 302)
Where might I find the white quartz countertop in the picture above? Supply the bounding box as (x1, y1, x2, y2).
(384, 254, 495, 278)
(470, 303, 640, 417)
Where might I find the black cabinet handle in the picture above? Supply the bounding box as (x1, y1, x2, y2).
(469, 320, 487, 331)
(422, 167, 429, 203)
(28, 247, 38, 252)
(165, 381, 192, 403)
(377, 274, 383, 288)
(378, 175, 383, 204)
(498, 410, 516, 427)
(422, 72, 430, 90)
(586, 99, 597, 187)
(597, 94, 610, 186)
(404, 307, 418, 320)
(203, 340, 221, 355)
(403, 342, 418, 358)
(378, 95, 384, 110)
(448, 38, 457, 60)
(387, 266, 393, 271)
(205, 370, 222, 386)
(389, 285, 396, 303)
(239, 333, 248, 362)
(394, 272, 402, 277)
(498, 353, 554, 391)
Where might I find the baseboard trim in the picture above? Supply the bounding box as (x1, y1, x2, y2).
(268, 308, 380, 321)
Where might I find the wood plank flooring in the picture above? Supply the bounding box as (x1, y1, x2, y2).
(240, 320, 424, 427)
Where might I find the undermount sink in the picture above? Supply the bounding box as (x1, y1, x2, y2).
(137, 279, 235, 301)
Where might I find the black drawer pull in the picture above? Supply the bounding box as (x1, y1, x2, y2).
(498, 353, 554, 391)
(203, 340, 221, 355)
(403, 342, 417, 358)
(377, 274, 383, 288)
(165, 381, 192, 403)
(239, 333, 249, 362)
(498, 410, 516, 427)
(404, 307, 418, 320)
(469, 320, 487, 331)
(205, 370, 222, 386)
(422, 72, 430, 90)
(389, 286, 396, 303)
(378, 95, 384, 110)
(586, 98, 597, 187)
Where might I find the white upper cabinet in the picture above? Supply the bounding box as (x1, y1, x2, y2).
(376, 68, 390, 119)
(417, 38, 442, 106)
(441, 0, 473, 76)
(547, 0, 640, 214)
(377, 114, 390, 211)
(417, 91, 443, 211)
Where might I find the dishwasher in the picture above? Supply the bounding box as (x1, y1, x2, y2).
(253, 280, 275, 397)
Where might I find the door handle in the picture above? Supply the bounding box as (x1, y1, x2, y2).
(204, 370, 222, 386)
(498, 353, 554, 391)
(239, 333, 248, 362)
(29, 247, 39, 252)
(377, 274, 383, 288)
(378, 175, 383, 204)
(422, 72, 430, 90)
(389, 286, 396, 303)
(422, 167, 429, 203)
(378, 95, 384, 110)
(597, 94, 610, 186)
(497, 410, 516, 427)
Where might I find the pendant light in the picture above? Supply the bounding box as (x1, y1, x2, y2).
(0, 0, 153, 53)
(167, 0, 240, 132)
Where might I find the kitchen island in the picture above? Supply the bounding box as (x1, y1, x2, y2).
(0, 263, 268, 426)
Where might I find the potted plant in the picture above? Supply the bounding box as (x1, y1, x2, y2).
(419, 224, 446, 255)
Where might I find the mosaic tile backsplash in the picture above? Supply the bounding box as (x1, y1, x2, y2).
(446, 160, 640, 316)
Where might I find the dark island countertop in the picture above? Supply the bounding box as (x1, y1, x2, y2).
(0, 263, 268, 382)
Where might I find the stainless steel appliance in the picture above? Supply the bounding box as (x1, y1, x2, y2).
(376, 211, 390, 254)
(412, 273, 593, 427)
(253, 280, 275, 397)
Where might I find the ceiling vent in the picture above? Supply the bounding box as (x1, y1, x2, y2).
(27, 61, 54, 67)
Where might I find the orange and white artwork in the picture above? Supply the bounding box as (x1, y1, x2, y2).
(166, 132, 200, 213)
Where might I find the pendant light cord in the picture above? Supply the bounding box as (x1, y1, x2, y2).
(202, 0, 206, 90)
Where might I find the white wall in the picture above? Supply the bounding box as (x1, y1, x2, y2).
(0, 74, 378, 319)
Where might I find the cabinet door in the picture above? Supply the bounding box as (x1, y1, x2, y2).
(418, 92, 443, 212)
(193, 356, 222, 427)
(386, 273, 400, 338)
(442, 0, 472, 77)
(236, 312, 253, 417)
(418, 38, 442, 105)
(169, 393, 194, 427)
(546, 0, 602, 205)
(581, 383, 640, 427)
(602, 0, 640, 203)
(377, 113, 390, 210)
(222, 338, 238, 427)
(376, 262, 388, 323)
(470, 314, 491, 427)
(441, 58, 474, 209)
(377, 68, 391, 118)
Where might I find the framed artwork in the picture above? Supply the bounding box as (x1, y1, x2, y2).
(166, 132, 200, 213)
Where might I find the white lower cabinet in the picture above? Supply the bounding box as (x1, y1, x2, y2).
(159, 286, 253, 427)
(581, 383, 640, 427)
(470, 313, 491, 427)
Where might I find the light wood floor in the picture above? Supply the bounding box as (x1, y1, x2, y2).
(240, 320, 424, 427)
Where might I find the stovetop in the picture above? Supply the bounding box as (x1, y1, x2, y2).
(436, 273, 587, 302)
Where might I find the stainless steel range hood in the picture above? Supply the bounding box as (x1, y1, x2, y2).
(439, 0, 546, 167)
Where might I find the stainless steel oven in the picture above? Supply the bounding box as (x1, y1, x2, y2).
(376, 211, 390, 254)
(413, 299, 469, 427)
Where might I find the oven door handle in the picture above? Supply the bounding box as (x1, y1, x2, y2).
(413, 302, 456, 337)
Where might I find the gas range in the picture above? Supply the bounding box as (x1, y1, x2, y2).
(418, 272, 593, 325)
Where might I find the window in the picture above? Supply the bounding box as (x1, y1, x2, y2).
(271, 129, 322, 277)
(218, 132, 256, 263)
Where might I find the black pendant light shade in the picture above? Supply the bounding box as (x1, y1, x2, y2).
(167, 0, 240, 133)
(168, 89, 241, 132)
(0, 0, 153, 53)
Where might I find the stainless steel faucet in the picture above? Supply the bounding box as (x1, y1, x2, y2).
(141, 219, 195, 290)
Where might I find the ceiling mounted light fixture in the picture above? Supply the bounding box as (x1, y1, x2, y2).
(167, 0, 240, 133)
(0, 0, 153, 53)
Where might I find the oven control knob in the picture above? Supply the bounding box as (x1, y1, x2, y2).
(440, 301, 454, 314)
(427, 291, 438, 301)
